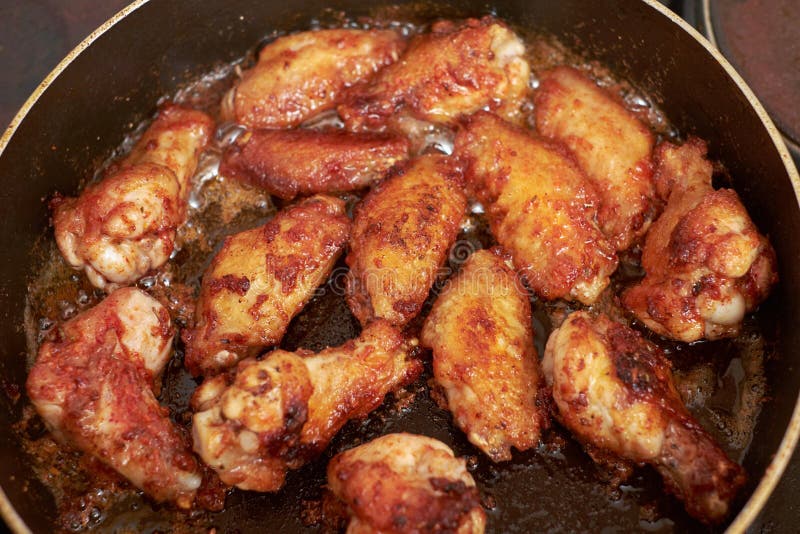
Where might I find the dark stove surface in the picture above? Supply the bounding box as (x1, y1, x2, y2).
(708, 0, 800, 150)
(0, 0, 797, 532)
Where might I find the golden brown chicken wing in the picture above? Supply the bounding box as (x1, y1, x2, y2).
(338, 16, 530, 131)
(226, 29, 405, 129)
(346, 154, 467, 326)
(26, 288, 202, 508)
(542, 311, 746, 524)
(421, 248, 545, 462)
(53, 105, 214, 290)
(219, 128, 410, 200)
(183, 195, 350, 376)
(454, 111, 617, 304)
(535, 66, 656, 250)
(622, 138, 777, 342)
(122, 104, 216, 201)
(327, 433, 486, 534)
(191, 320, 422, 491)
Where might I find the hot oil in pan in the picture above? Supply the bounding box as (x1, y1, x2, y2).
(19, 12, 773, 534)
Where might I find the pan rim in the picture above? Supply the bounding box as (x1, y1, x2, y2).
(0, 0, 798, 532)
(651, 1, 800, 531)
(701, 0, 800, 155)
(0, 4, 149, 533)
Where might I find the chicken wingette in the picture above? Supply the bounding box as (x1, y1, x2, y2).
(346, 154, 467, 326)
(339, 16, 529, 130)
(535, 66, 657, 251)
(421, 248, 545, 461)
(220, 128, 409, 200)
(183, 195, 350, 376)
(454, 111, 617, 304)
(226, 28, 405, 129)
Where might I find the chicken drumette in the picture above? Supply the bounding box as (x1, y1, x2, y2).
(535, 66, 657, 251)
(421, 248, 546, 462)
(183, 194, 350, 376)
(328, 433, 485, 534)
(543, 311, 745, 523)
(454, 111, 617, 304)
(622, 138, 777, 342)
(339, 16, 530, 131)
(26, 288, 202, 508)
(53, 105, 214, 290)
(225, 28, 405, 129)
(220, 128, 410, 200)
(191, 320, 422, 491)
(346, 154, 467, 326)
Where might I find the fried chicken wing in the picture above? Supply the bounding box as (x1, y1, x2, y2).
(421, 248, 545, 462)
(345, 154, 467, 326)
(219, 128, 410, 200)
(327, 433, 486, 534)
(26, 288, 202, 508)
(226, 29, 405, 129)
(542, 311, 746, 524)
(338, 17, 530, 131)
(53, 105, 214, 290)
(122, 105, 216, 200)
(454, 111, 617, 304)
(191, 320, 422, 491)
(622, 138, 777, 342)
(183, 195, 350, 376)
(535, 66, 656, 250)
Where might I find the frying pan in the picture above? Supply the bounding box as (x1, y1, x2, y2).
(1, 0, 798, 532)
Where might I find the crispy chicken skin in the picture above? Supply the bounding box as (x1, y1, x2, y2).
(227, 29, 405, 129)
(338, 17, 530, 130)
(542, 311, 746, 524)
(535, 66, 656, 251)
(622, 138, 777, 341)
(421, 248, 545, 462)
(454, 111, 617, 304)
(328, 433, 486, 534)
(220, 128, 410, 200)
(191, 320, 422, 491)
(26, 288, 202, 508)
(183, 195, 350, 376)
(346, 154, 467, 326)
(122, 105, 216, 200)
(53, 105, 214, 290)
